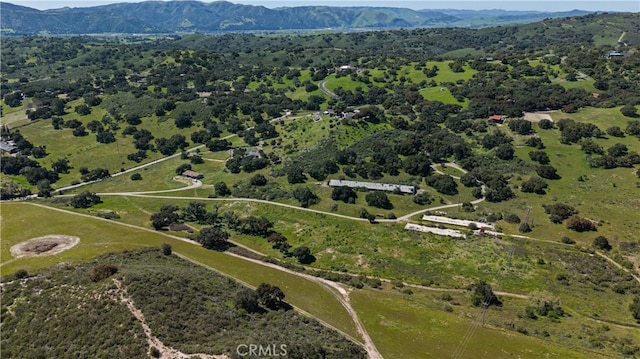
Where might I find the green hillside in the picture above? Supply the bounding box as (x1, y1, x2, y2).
(1, 248, 366, 358)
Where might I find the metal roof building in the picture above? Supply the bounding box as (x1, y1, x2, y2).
(0, 140, 18, 154)
(328, 179, 416, 194)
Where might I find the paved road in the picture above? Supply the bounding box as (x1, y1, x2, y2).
(318, 80, 338, 98)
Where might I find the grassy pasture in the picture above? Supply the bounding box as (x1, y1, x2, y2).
(81, 196, 578, 295)
(469, 108, 640, 246)
(0, 110, 30, 129)
(351, 286, 623, 359)
(323, 74, 369, 93)
(0, 201, 360, 340)
(400, 61, 478, 83)
(419, 86, 465, 106)
(75, 156, 190, 194)
(3, 194, 637, 357)
(89, 194, 638, 328)
(17, 100, 202, 188)
(1, 99, 24, 115)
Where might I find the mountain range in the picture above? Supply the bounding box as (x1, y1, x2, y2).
(0, 1, 593, 35)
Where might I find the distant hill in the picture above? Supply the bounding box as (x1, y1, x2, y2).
(0, 0, 595, 35)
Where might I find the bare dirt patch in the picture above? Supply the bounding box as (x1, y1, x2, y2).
(10, 235, 80, 258)
(169, 223, 194, 233)
(523, 111, 554, 123)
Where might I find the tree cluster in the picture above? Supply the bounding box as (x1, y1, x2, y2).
(542, 203, 578, 223)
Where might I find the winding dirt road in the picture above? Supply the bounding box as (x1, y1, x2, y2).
(113, 278, 227, 359)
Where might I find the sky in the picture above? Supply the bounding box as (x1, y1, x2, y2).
(5, 0, 640, 12)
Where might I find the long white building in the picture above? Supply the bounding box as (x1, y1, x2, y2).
(328, 179, 416, 194)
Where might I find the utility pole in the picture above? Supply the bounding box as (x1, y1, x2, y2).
(507, 247, 515, 270)
(525, 206, 532, 225)
(481, 300, 489, 327)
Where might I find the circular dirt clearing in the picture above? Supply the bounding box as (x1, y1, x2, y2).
(10, 235, 80, 258)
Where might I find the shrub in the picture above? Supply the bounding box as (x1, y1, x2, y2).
(621, 105, 638, 118)
(14, 269, 28, 279)
(365, 191, 392, 209)
(96, 211, 120, 220)
(234, 288, 260, 313)
(331, 186, 357, 203)
(521, 177, 548, 194)
(630, 297, 640, 321)
(413, 192, 432, 205)
(250, 174, 268, 186)
(606, 126, 624, 137)
(504, 213, 521, 224)
(593, 236, 612, 251)
(425, 174, 458, 195)
(566, 215, 596, 232)
(560, 237, 575, 244)
(528, 290, 564, 318)
(538, 119, 554, 129)
(518, 223, 532, 233)
(579, 138, 604, 155)
(130, 173, 142, 181)
(528, 151, 550, 164)
(536, 165, 560, 179)
(626, 120, 640, 137)
(214, 182, 231, 196)
(90, 263, 118, 282)
(70, 191, 101, 208)
(542, 203, 577, 223)
(161, 243, 172, 255)
(292, 246, 315, 264)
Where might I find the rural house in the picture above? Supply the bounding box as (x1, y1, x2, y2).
(182, 170, 203, 180)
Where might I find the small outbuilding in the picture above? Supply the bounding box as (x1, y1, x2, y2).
(0, 140, 18, 154)
(488, 115, 504, 123)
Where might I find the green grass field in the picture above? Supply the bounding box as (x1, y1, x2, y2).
(465, 108, 640, 247)
(324, 74, 369, 93)
(16, 102, 204, 189)
(0, 201, 360, 340)
(351, 286, 617, 359)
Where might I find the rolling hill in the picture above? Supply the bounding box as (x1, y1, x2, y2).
(0, 0, 592, 35)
